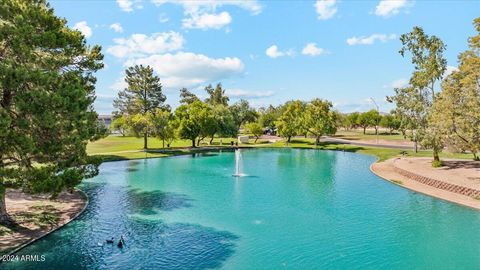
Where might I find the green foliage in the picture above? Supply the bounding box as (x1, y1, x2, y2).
(230, 99, 258, 128)
(389, 26, 447, 161)
(204, 83, 229, 106)
(258, 105, 281, 129)
(174, 101, 213, 147)
(0, 0, 105, 223)
(245, 122, 264, 143)
(345, 112, 360, 129)
(213, 105, 238, 139)
(430, 17, 480, 161)
(357, 110, 381, 134)
(431, 160, 443, 168)
(304, 99, 337, 144)
(113, 65, 167, 149)
(111, 115, 129, 136)
(379, 114, 401, 134)
(113, 65, 167, 115)
(275, 100, 306, 142)
(150, 109, 175, 148)
(179, 88, 199, 105)
(128, 114, 151, 137)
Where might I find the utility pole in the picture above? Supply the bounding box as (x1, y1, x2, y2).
(370, 97, 379, 144)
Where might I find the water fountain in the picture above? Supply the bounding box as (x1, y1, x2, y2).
(233, 148, 245, 177)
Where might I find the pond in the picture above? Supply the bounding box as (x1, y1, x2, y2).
(5, 148, 480, 269)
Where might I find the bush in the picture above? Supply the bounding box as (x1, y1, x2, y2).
(431, 160, 443, 168)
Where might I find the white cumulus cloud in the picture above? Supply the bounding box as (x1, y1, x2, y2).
(314, 0, 337, 20)
(384, 78, 409, 89)
(183, 11, 232, 30)
(151, 0, 261, 30)
(151, 0, 262, 15)
(116, 0, 143, 12)
(124, 52, 245, 89)
(375, 0, 409, 17)
(347, 34, 396, 45)
(265, 45, 294, 58)
(107, 32, 184, 58)
(73, 21, 92, 38)
(444, 65, 459, 77)
(225, 89, 275, 99)
(109, 23, 124, 33)
(302, 43, 327, 56)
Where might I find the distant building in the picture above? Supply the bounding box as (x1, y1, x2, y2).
(98, 115, 112, 128)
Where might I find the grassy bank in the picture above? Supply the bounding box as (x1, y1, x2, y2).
(334, 129, 407, 141)
(87, 136, 474, 162)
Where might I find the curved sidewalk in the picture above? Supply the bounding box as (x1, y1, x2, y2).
(372, 158, 480, 210)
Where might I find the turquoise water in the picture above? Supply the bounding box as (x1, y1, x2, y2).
(4, 148, 480, 269)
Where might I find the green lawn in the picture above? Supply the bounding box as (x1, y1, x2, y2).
(263, 138, 474, 161)
(88, 136, 474, 162)
(87, 136, 238, 154)
(334, 129, 407, 141)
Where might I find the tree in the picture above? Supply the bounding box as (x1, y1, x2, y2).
(345, 112, 360, 130)
(179, 88, 199, 105)
(304, 99, 337, 145)
(127, 113, 151, 139)
(357, 111, 372, 134)
(205, 83, 229, 106)
(197, 107, 216, 146)
(369, 110, 382, 135)
(111, 115, 129, 136)
(336, 112, 347, 130)
(430, 18, 480, 160)
(151, 109, 175, 148)
(275, 100, 305, 142)
(208, 105, 238, 144)
(113, 65, 167, 149)
(230, 99, 258, 129)
(0, 1, 104, 225)
(258, 105, 280, 130)
(379, 114, 401, 134)
(388, 26, 447, 163)
(174, 101, 213, 147)
(245, 122, 264, 143)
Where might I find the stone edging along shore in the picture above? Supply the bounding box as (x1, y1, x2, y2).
(2, 189, 89, 258)
(391, 159, 480, 198)
(371, 158, 480, 210)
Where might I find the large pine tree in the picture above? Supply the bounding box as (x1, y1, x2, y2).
(0, 0, 104, 225)
(113, 65, 167, 149)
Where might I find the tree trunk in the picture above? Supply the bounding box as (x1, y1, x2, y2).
(433, 148, 440, 162)
(375, 126, 378, 135)
(414, 140, 418, 153)
(0, 190, 14, 227)
(210, 136, 214, 145)
(363, 126, 366, 134)
(315, 136, 320, 145)
(287, 136, 291, 143)
(192, 139, 196, 148)
(473, 152, 479, 161)
(254, 136, 258, 143)
(143, 133, 148, 149)
(162, 139, 165, 149)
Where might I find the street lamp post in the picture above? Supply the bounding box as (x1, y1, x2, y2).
(370, 97, 379, 145)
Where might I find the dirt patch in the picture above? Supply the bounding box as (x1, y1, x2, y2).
(0, 189, 87, 255)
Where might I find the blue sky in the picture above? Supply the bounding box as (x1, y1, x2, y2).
(49, 0, 479, 114)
